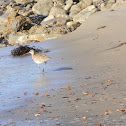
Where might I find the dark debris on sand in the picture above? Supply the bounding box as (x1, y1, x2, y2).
(11, 45, 42, 56)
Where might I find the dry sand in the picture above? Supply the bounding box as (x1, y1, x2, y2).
(0, 6, 126, 126)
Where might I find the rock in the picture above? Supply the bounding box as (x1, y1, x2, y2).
(4, 11, 33, 39)
(41, 18, 68, 27)
(29, 25, 59, 34)
(8, 32, 62, 45)
(9, 2, 18, 7)
(73, 5, 97, 23)
(0, 1, 12, 12)
(19, 10, 33, 17)
(105, 0, 116, 9)
(116, 0, 126, 3)
(29, 22, 79, 35)
(49, 6, 67, 18)
(69, 5, 82, 17)
(42, 5, 70, 22)
(0, 32, 7, 47)
(0, 12, 8, 26)
(0, 34, 3, 42)
(0, 11, 3, 16)
(6, 6, 14, 13)
(64, 0, 73, 11)
(66, 21, 81, 32)
(14, 0, 34, 5)
(93, 0, 106, 11)
(111, 0, 125, 8)
(0, 43, 6, 48)
(69, 0, 93, 17)
(29, 25, 53, 34)
(93, 0, 116, 10)
(0, 25, 6, 34)
(99, 3, 106, 11)
(0, 1, 5, 6)
(30, 15, 45, 25)
(32, 0, 53, 16)
(1, 0, 113, 47)
(42, 15, 54, 22)
(6, 5, 18, 13)
(8, 20, 77, 45)
(6, 5, 33, 17)
(25, 3, 33, 10)
(53, 0, 65, 8)
(66, 21, 81, 28)
(34, 0, 39, 2)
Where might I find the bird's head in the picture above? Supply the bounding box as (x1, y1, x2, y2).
(29, 49, 35, 55)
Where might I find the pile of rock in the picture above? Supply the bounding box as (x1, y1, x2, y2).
(0, 0, 125, 47)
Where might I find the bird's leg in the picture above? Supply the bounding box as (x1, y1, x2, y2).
(42, 62, 47, 73)
(42, 68, 44, 73)
(38, 64, 40, 74)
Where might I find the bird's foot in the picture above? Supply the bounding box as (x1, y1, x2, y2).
(42, 69, 44, 73)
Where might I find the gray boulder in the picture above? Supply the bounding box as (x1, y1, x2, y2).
(93, 0, 105, 10)
(0, 25, 6, 35)
(0, 11, 3, 16)
(42, 5, 70, 22)
(8, 32, 62, 45)
(41, 18, 68, 27)
(53, 0, 65, 8)
(69, 0, 93, 17)
(64, 0, 73, 11)
(49, 6, 67, 18)
(73, 5, 97, 23)
(112, 0, 126, 7)
(105, 0, 116, 9)
(14, 0, 34, 5)
(4, 11, 33, 39)
(0, 13, 8, 26)
(32, 0, 53, 15)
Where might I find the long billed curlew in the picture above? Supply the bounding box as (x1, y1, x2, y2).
(29, 50, 52, 73)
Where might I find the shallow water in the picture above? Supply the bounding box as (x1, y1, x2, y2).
(0, 52, 70, 108)
(0, 39, 89, 125)
(0, 43, 79, 120)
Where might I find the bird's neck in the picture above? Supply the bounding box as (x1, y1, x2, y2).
(31, 52, 34, 57)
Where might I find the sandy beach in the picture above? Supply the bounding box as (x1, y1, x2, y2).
(0, 6, 126, 125)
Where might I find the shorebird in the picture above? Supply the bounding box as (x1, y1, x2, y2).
(29, 50, 52, 73)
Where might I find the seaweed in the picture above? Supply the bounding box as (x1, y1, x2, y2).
(11, 45, 42, 56)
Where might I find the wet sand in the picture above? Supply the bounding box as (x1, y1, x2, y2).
(0, 6, 126, 126)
